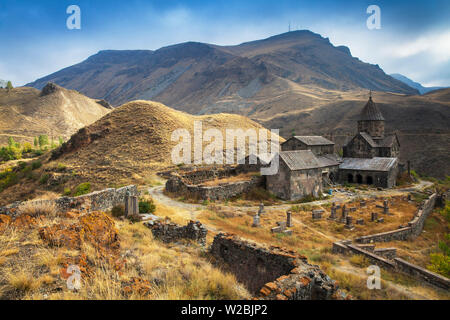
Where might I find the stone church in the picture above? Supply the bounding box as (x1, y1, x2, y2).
(265, 95, 400, 201)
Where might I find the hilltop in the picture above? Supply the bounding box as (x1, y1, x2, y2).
(0, 83, 111, 145)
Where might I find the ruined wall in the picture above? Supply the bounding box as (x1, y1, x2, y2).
(333, 240, 449, 290)
(166, 175, 263, 201)
(355, 193, 437, 243)
(0, 185, 138, 217)
(145, 220, 207, 246)
(210, 233, 344, 300)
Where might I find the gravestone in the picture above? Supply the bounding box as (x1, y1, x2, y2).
(328, 203, 337, 220)
(312, 210, 323, 220)
(286, 211, 292, 227)
(340, 205, 347, 223)
(371, 212, 378, 222)
(383, 200, 389, 215)
(125, 192, 139, 217)
(252, 214, 260, 227)
(258, 202, 265, 215)
(360, 200, 366, 208)
(356, 218, 365, 225)
(345, 216, 354, 230)
(377, 217, 385, 223)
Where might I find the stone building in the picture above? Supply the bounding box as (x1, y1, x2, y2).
(266, 150, 323, 201)
(338, 157, 399, 188)
(343, 96, 400, 158)
(281, 136, 335, 156)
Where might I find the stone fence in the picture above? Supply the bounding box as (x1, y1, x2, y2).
(0, 185, 138, 217)
(211, 233, 347, 300)
(355, 193, 437, 244)
(144, 220, 207, 246)
(333, 240, 449, 290)
(166, 174, 264, 201)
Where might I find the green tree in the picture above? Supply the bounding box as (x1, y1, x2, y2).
(38, 135, 49, 148)
(6, 81, 13, 90)
(7, 137, 14, 148)
(58, 137, 64, 145)
(34, 137, 39, 147)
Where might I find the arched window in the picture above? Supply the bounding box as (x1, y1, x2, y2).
(348, 174, 354, 183)
(367, 176, 374, 185)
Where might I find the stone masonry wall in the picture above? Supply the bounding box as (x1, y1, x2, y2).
(166, 174, 264, 201)
(211, 233, 345, 300)
(0, 185, 138, 217)
(355, 193, 436, 243)
(144, 220, 207, 246)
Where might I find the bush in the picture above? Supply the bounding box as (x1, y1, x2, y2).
(139, 199, 156, 214)
(39, 174, 50, 185)
(111, 205, 125, 217)
(31, 160, 42, 170)
(63, 188, 71, 196)
(74, 182, 91, 197)
(127, 213, 142, 223)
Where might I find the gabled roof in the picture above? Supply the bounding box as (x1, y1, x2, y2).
(285, 136, 335, 146)
(316, 154, 342, 168)
(279, 150, 321, 171)
(378, 134, 400, 148)
(359, 132, 378, 148)
(359, 97, 385, 121)
(339, 157, 398, 172)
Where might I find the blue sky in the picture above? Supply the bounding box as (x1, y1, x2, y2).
(1, 0, 449, 87)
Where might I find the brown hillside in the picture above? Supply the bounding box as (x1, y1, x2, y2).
(49, 100, 282, 185)
(0, 83, 110, 145)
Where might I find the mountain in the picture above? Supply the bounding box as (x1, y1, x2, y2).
(27, 31, 418, 113)
(390, 73, 445, 94)
(0, 83, 111, 145)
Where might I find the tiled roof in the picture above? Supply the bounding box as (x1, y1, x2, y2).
(359, 97, 385, 121)
(339, 157, 398, 172)
(279, 150, 321, 171)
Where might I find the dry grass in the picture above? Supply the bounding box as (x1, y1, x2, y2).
(201, 173, 255, 187)
(18, 201, 57, 218)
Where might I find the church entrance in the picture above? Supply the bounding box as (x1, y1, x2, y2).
(367, 176, 373, 185)
(356, 174, 363, 184)
(348, 174, 353, 183)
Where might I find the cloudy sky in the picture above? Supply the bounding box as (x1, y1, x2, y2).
(1, 0, 449, 87)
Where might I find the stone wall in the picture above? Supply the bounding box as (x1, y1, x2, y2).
(0, 185, 138, 217)
(333, 240, 449, 290)
(211, 233, 345, 300)
(145, 220, 207, 246)
(355, 193, 436, 243)
(166, 172, 264, 201)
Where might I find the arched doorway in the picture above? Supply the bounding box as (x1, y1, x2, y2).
(329, 172, 335, 183)
(356, 174, 363, 184)
(348, 174, 353, 183)
(367, 176, 374, 185)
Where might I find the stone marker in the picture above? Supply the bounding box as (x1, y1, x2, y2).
(283, 230, 293, 236)
(277, 221, 287, 228)
(328, 204, 337, 220)
(371, 212, 378, 222)
(286, 211, 292, 227)
(345, 216, 354, 230)
(125, 192, 139, 216)
(360, 200, 366, 208)
(258, 202, 265, 215)
(350, 207, 357, 212)
(356, 218, 365, 225)
(340, 205, 347, 223)
(312, 210, 323, 220)
(377, 217, 385, 223)
(383, 200, 389, 215)
(252, 214, 260, 227)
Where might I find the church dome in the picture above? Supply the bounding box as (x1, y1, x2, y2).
(359, 96, 385, 121)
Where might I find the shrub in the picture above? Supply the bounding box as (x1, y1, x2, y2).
(39, 174, 50, 185)
(127, 213, 142, 223)
(138, 199, 156, 214)
(74, 182, 91, 197)
(63, 188, 71, 196)
(349, 255, 371, 268)
(111, 205, 125, 218)
(31, 160, 42, 170)
(18, 201, 56, 218)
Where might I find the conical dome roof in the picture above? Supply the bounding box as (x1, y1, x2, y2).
(359, 96, 385, 121)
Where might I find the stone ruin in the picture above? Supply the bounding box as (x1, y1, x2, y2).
(210, 233, 347, 299)
(144, 219, 207, 246)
